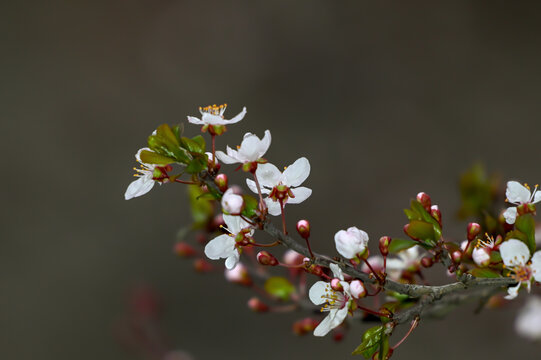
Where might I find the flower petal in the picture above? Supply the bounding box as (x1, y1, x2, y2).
(500, 239, 530, 267)
(505, 282, 521, 300)
(283, 157, 310, 187)
(238, 133, 265, 162)
(246, 179, 271, 195)
(309, 281, 331, 305)
(531, 251, 541, 281)
(265, 198, 282, 216)
(124, 177, 155, 200)
(222, 106, 247, 124)
(201, 113, 227, 125)
(216, 148, 239, 164)
(187, 116, 204, 125)
(288, 187, 312, 204)
(503, 207, 518, 225)
(255, 163, 282, 188)
(506, 181, 531, 204)
(329, 263, 344, 280)
(313, 306, 349, 337)
(257, 130, 272, 158)
(534, 190, 541, 204)
(135, 147, 152, 163)
(204, 235, 235, 260)
(225, 252, 240, 269)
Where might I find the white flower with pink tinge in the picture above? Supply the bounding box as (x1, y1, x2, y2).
(204, 215, 253, 269)
(503, 181, 541, 224)
(515, 296, 541, 341)
(221, 188, 244, 215)
(246, 157, 312, 216)
(499, 239, 541, 299)
(216, 131, 271, 165)
(187, 104, 246, 126)
(125, 148, 160, 200)
(386, 246, 423, 279)
(334, 227, 369, 259)
(309, 263, 364, 337)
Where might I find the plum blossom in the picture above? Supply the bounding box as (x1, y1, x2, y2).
(309, 264, 357, 336)
(204, 215, 253, 269)
(499, 239, 541, 299)
(246, 157, 312, 216)
(334, 227, 369, 259)
(503, 181, 541, 224)
(125, 148, 162, 200)
(221, 188, 244, 214)
(515, 296, 541, 341)
(216, 131, 271, 165)
(187, 104, 247, 126)
(386, 246, 424, 280)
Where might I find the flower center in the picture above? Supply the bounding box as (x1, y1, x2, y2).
(319, 287, 348, 312)
(511, 265, 532, 282)
(476, 234, 495, 249)
(200, 104, 227, 116)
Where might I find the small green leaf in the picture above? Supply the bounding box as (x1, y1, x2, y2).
(410, 200, 442, 239)
(139, 150, 176, 165)
(264, 277, 295, 301)
(405, 220, 436, 246)
(172, 124, 184, 141)
(388, 238, 418, 253)
(352, 325, 384, 358)
(505, 229, 528, 245)
(404, 208, 421, 221)
(148, 124, 192, 163)
(185, 155, 207, 174)
(188, 185, 214, 228)
(515, 214, 536, 253)
(156, 123, 180, 147)
(191, 135, 206, 151)
(241, 195, 259, 218)
(469, 268, 501, 278)
(181, 136, 205, 154)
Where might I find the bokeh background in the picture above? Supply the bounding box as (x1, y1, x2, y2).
(2, 1, 541, 359)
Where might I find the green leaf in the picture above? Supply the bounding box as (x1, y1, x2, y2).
(264, 277, 295, 301)
(352, 325, 385, 358)
(469, 267, 501, 278)
(458, 163, 498, 219)
(181, 136, 205, 154)
(148, 124, 192, 164)
(191, 135, 206, 151)
(171, 124, 184, 141)
(388, 238, 418, 253)
(405, 220, 436, 247)
(185, 155, 207, 174)
(241, 195, 259, 218)
(404, 208, 421, 221)
(410, 200, 442, 240)
(505, 229, 528, 245)
(515, 214, 536, 253)
(188, 185, 214, 228)
(139, 150, 176, 165)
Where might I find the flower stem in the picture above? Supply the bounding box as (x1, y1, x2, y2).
(279, 200, 287, 235)
(392, 316, 420, 350)
(250, 241, 281, 248)
(252, 172, 267, 213)
(356, 303, 392, 318)
(361, 257, 383, 283)
(174, 179, 197, 185)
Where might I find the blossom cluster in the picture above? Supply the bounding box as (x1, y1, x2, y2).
(125, 104, 541, 358)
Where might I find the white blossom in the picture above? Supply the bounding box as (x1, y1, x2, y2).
(309, 264, 352, 336)
(386, 246, 424, 280)
(499, 239, 541, 299)
(124, 148, 160, 200)
(515, 296, 541, 341)
(204, 215, 253, 269)
(334, 227, 369, 259)
(246, 157, 312, 216)
(187, 104, 246, 126)
(503, 181, 541, 224)
(216, 131, 271, 165)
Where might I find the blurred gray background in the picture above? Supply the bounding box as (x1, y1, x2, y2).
(2, 1, 541, 359)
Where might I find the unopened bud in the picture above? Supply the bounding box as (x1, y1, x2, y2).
(304, 261, 324, 277)
(451, 250, 462, 263)
(214, 174, 228, 192)
(293, 318, 319, 336)
(174, 242, 196, 257)
(247, 297, 269, 312)
(350, 280, 366, 299)
(416, 192, 431, 210)
(472, 247, 491, 267)
(221, 188, 244, 215)
(430, 205, 442, 225)
(257, 251, 278, 266)
(194, 258, 213, 273)
(225, 263, 252, 286)
(467, 222, 481, 241)
(379, 236, 391, 257)
(296, 219, 311, 239)
(283, 250, 304, 266)
(330, 278, 344, 291)
(421, 256, 433, 268)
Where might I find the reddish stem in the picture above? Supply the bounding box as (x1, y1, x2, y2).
(304, 236, 315, 259)
(279, 200, 287, 235)
(250, 241, 280, 248)
(174, 179, 197, 185)
(356, 303, 391, 319)
(392, 316, 420, 350)
(361, 257, 383, 283)
(252, 172, 267, 213)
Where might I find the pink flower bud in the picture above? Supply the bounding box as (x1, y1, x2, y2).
(379, 236, 391, 256)
(467, 222, 481, 241)
(173, 242, 197, 257)
(292, 318, 319, 336)
(283, 250, 304, 266)
(421, 256, 433, 268)
(214, 174, 228, 192)
(225, 263, 252, 286)
(296, 219, 311, 239)
(247, 297, 269, 312)
(430, 205, 442, 225)
(334, 226, 369, 259)
(256, 251, 278, 266)
(451, 250, 462, 263)
(194, 258, 213, 273)
(221, 188, 244, 215)
(350, 280, 366, 299)
(330, 278, 343, 291)
(416, 192, 431, 210)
